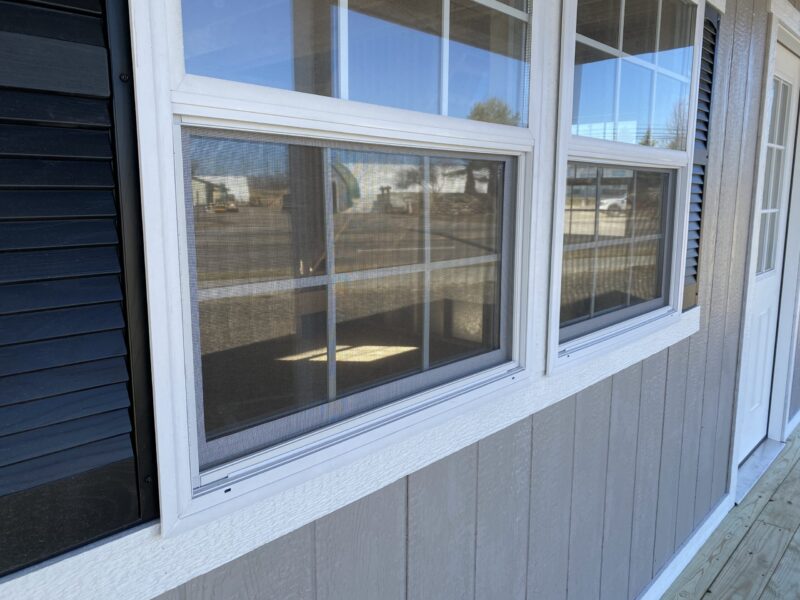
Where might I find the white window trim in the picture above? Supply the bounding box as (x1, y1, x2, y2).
(133, 0, 547, 537)
(547, 0, 707, 373)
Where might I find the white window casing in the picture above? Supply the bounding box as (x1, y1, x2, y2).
(547, 0, 706, 372)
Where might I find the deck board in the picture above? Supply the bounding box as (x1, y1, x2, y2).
(664, 430, 800, 599)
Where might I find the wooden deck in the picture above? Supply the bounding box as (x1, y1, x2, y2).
(665, 430, 800, 599)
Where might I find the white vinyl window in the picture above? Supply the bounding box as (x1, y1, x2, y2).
(130, 0, 535, 533)
(551, 0, 704, 361)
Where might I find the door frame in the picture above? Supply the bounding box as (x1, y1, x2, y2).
(733, 17, 800, 489)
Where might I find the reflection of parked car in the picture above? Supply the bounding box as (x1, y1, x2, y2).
(599, 195, 628, 215)
(225, 200, 239, 212)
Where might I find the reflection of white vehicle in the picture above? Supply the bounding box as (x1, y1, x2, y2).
(599, 195, 628, 215)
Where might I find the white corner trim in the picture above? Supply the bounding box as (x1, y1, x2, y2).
(640, 493, 736, 600)
(708, 0, 727, 14)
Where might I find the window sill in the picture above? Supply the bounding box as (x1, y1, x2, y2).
(1, 308, 700, 600)
(553, 305, 697, 370)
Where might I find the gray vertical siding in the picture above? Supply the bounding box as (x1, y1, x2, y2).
(155, 0, 769, 597)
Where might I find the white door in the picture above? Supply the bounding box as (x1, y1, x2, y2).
(738, 44, 800, 464)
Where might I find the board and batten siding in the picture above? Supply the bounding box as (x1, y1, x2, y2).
(155, 0, 767, 598)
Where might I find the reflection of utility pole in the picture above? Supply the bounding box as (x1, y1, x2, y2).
(292, 0, 334, 96)
(287, 146, 327, 408)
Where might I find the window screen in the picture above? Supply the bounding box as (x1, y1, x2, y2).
(560, 162, 674, 343)
(184, 128, 513, 467)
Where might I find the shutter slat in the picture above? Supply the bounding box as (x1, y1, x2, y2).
(0, 383, 128, 437)
(0, 124, 112, 159)
(0, 90, 110, 127)
(0, 435, 132, 497)
(0, 219, 117, 250)
(0, 246, 120, 283)
(0, 357, 129, 407)
(0, 158, 114, 188)
(0, 190, 116, 219)
(0, 330, 127, 377)
(0, 303, 123, 346)
(0, 408, 131, 468)
(0, 275, 122, 315)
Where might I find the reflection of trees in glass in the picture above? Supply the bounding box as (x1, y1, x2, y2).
(468, 97, 520, 126)
(666, 98, 689, 150)
(639, 129, 656, 147)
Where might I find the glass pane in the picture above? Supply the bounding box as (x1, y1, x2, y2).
(348, 0, 441, 113)
(658, 0, 696, 78)
(449, 0, 529, 125)
(565, 164, 598, 245)
(757, 212, 769, 273)
(188, 134, 327, 286)
(622, 0, 658, 62)
(632, 171, 668, 236)
(201, 287, 328, 440)
(430, 263, 500, 367)
(572, 0, 695, 149)
(331, 149, 425, 273)
(576, 0, 621, 49)
(182, 0, 532, 125)
(630, 240, 662, 304)
(653, 75, 690, 149)
(758, 77, 792, 274)
(618, 61, 653, 145)
(572, 43, 617, 140)
(561, 162, 671, 339)
(336, 274, 424, 395)
(182, 0, 335, 95)
(430, 157, 503, 262)
(593, 243, 630, 314)
(598, 167, 634, 241)
(592, 241, 660, 315)
(560, 248, 594, 325)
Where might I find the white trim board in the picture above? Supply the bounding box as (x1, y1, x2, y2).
(640, 493, 736, 600)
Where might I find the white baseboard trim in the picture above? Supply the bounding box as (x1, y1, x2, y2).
(640, 493, 736, 600)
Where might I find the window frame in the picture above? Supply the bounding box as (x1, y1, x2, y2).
(548, 0, 706, 370)
(177, 126, 518, 472)
(133, 0, 539, 534)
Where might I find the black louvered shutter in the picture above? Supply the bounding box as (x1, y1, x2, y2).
(684, 5, 720, 310)
(0, 0, 157, 575)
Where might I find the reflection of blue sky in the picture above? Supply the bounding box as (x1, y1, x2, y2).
(658, 47, 692, 78)
(349, 12, 440, 114)
(190, 136, 289, 177)
(572, 45, 691, 146)
(449, 39, 526, 122)
(183, 0, 295, 90)
(572, 53, 616, 140)
(617, 61, 652, 143)
(182, 0, 528, 122)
